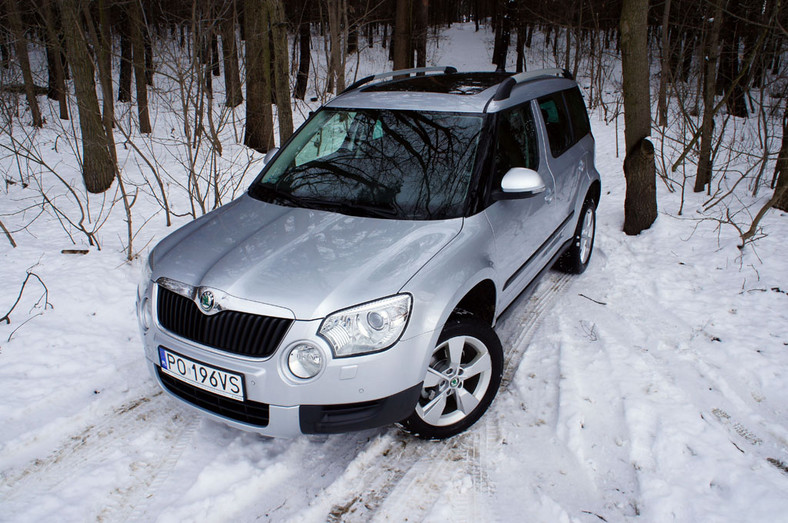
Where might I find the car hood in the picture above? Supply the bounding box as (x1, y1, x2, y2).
(151, 195, 462, 320)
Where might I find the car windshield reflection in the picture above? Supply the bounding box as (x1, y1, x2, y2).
(250, 109, 483, 220)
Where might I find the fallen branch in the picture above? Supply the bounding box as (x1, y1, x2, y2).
(578, 293, 607, 306)
(0, 219, 16, 248)
(1, 271, 53, 325)
(739, 185, 788, 248)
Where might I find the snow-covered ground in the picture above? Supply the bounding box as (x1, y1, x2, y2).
(1, 23, 787, 523)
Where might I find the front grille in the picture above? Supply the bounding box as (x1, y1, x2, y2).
(157, 286, 292, 358)
(157, 367, 270, 427)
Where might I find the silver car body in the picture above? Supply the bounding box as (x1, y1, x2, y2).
(137, 69, 601, 437)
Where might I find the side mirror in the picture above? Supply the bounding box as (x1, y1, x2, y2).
(493, 167, 546, 200)
(263, 147, 280, 165)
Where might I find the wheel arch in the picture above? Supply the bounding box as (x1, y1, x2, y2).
(451, 279, 497, 326)
(587, 179, 601, 208)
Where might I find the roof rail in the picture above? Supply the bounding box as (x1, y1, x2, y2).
(492, 68, 573, 102)
(342, 66, 458, 94)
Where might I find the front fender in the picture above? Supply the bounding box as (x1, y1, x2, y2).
(399, 214, 498, 371)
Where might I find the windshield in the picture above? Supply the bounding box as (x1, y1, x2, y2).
(250, 108, 483, 220)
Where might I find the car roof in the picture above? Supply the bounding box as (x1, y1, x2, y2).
(326, 68, 579, 114)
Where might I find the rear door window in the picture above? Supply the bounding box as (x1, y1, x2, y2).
(537, 93, 573, 157)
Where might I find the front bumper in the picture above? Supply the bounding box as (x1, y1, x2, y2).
(139, 291, 431, 437)
(151, 360, 421, 436)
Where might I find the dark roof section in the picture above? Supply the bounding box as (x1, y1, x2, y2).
(364, 72, 513, 96)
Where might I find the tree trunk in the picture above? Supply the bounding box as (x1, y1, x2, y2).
(62, 0, 115, 193)
(326, 0, 345, 92)
(413, 0, 428, 69)
(42, 0, 68, 120)
(144, 25, 154, 86)
(773, 101, 788, 212)
(657, 0, 671, 127)
(244, 0, 275, 152)
(393, 0, 412, 70)
(695, 1, 725, 193)
(717, 14, 748, 118)
(515, 24, 526, 72)
(118, 17, 132, 102)
(220, 0, 243, 108)
(92, 0, 115, 132)
(623, 139, 657, 235)
(130, 2, 152, 133)
(294, 21, 311, 100)
(267, 0, 293, 142)
(620, 0, 656, 235)
(7, 0, 43, 127)
(492, 0, 511, 71)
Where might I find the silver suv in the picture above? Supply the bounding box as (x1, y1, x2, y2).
(136, 67, 601, 439)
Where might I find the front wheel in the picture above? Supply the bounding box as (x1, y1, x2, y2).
(556, 197, 596, 274)
(400, 316, 503, 440)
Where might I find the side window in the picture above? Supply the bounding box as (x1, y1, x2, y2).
(564, 87, 590, 141)
(494, 103, 539, 186)
(538, 93, 573, 157)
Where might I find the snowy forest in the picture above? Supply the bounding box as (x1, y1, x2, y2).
(1, 0, 787, 521)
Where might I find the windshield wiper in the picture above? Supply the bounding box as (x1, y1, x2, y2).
(251, 184, 401, 218)
(334, 201, 400, 219)
(249, 184, 310, 208)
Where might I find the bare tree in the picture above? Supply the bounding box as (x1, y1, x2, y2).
(131, 0, 152, 133)
(694, 0, 724, 193)
(773, 100, 788, 212)
(393, 0, 413, 70)
(219, 0, 243, 108)
(268, 0, 294, 142)
(244, 0, 275, 152)
(62, 0, 116, 193)
(6, 0, 42, 127)
(620, 0, 656, 235)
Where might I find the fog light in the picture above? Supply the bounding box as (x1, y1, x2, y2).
(141, 297, 153, 331)
(288, 344, 324, 379)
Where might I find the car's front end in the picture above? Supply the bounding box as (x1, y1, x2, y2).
(136, 193, 469, 436)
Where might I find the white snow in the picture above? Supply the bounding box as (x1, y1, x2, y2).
(1, 22, 787, 523)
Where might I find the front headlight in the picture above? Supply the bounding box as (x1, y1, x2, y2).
(319, 294, 412, 357)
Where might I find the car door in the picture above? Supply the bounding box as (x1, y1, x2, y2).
(537, 89, 585, 226)
(483, 101, 558, 307)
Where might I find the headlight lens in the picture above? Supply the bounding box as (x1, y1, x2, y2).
(319, 294, 412, 357)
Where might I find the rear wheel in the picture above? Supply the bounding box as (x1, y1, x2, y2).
(557, 197, 596, 274)
(400, 316, 503, 440)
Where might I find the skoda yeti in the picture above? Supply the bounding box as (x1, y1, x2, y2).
(136, 67, 601, 439)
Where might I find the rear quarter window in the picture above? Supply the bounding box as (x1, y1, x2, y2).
(565, 87, 591, 141)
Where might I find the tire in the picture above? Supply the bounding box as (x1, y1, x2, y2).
(556, 197, 596, 274)
(400, 315, 503, 440)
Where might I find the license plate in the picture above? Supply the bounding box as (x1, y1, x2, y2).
(158, 347, 245, 401)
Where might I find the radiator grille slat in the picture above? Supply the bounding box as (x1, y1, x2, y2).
(156, 287, 292, 358)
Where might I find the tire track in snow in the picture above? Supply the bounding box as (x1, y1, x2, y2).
(0, 387, 200, 521)
(550, 314, 641, 517)
(312, 271, 574, 522)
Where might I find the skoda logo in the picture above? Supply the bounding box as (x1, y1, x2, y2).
(199, 290, 215, 312)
